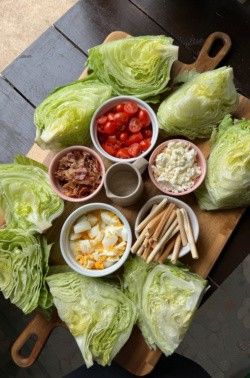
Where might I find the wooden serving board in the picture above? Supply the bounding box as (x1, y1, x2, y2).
(11, 31, 249, 376)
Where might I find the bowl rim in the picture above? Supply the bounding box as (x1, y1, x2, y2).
(48, 145, 105, 203)
(90, 95, 159, 163)
(148, 138, 207, 196)
(60, 202, 132, 277)
(134, 194, 199, 259)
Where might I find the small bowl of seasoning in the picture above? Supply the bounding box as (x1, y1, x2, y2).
(148, 139, 206, 196)
(49, 146, 105, 202)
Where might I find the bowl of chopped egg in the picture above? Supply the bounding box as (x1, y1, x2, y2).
(148, 139, 206, 196)
(60, 203, 132, 277)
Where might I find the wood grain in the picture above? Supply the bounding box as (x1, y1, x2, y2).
(11, 30, 248, 376)
(55, 0, 194, 63)
(2, 27, 86, 106)
(0, 77, 35, 163)
(131, 0, 250, 97)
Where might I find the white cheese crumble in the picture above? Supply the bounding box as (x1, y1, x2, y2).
(152, 141, 201, 193)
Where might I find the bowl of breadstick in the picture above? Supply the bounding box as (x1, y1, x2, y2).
(132, 195, 199, 264)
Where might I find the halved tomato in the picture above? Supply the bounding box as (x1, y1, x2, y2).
(116, 148, 131, 159)
(103, 121, 118, 135)
(113, 112, 129, 126)
(102, 141, 118, 156)
(127, 132, 143, 145)
(143, 128, 152, 138)
(128, 143, 142, 157)
(96, 115, 107, 125)
(138, 109, 151, 127)
(115, 103, 124, 112)
(119, 132, 128, 142)
(123, 102, 138, 115)
(140, 139, 151, 151)
(129, 118, 143, 133)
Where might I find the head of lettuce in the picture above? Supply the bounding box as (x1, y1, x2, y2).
(34, 77, 112, 150)
(87, 35, 178, 102)
(157, 67, 238, 139)
(196, 115, 250, 210)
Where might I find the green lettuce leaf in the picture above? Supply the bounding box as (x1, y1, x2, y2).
(196, 115, 250, 210)
(123, 257, 206, 355)
(0, 229, 52, 314)
(157, 66, 238, 139)
(34, 77, 113, 150)
(46, 272, 136, 367)
(87, 35, 178, 102)
(0, 156, 64, 233)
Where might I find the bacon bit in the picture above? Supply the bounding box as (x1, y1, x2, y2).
(55, 150, 102, 198)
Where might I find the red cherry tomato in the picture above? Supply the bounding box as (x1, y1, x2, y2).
(119, 132, 128, 142)
(143, 128, 152, 138)
(113, 112, 129, 126)
(129, 118, 143, 133)
(138, 109, 151, 127)
(97, 115, 107, 125)
(140, 139, 151, 151)
(115, 103, 124, 112)
(107, 113, 115, 121)
(127, 132, 143, 145)
(106, 135, 119, 145)
(128, 143, 142, 157)
(124, 102, 138, 115)
(116, 148, 131, 159)
(103, 121, 117, 135)
(102, 142, 118, 156)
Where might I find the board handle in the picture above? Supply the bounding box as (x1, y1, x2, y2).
(190, 31, 231, 72)
(11, 312, 60, 367)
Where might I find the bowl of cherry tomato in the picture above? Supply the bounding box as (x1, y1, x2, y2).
(90, 96, 159, 163)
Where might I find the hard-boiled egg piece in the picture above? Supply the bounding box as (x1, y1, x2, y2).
(102, 231, 118, 249)
(73, 217, 91, 234)
(87, 214, 98, 226)
(89, 224, 103, 241)
(70, 232, 81, 241)
(79, 240, 91, 253)
(100, 211, 119, 226)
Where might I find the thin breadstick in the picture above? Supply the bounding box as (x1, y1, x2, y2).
(176, 209, 188, 246)
(141, 244, 151, 260)
(171, 234, 182, 264)
(145, 209, 167, 236)
(136, 244, 145, 256)
(132, 210, 165, 253)
(180, 208, 198, 259)
(147, 219, 179, 263)
(158, 237, 176, 263)
(131, 227, 148, 253)
(136, 198, 168, 232)
(159, 210, 177, 239)
(152, 203, 175, 242)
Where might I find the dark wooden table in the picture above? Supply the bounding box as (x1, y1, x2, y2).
(0, 0, 249, 376)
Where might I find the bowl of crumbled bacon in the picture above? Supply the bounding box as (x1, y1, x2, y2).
(49, 146, 105, 202)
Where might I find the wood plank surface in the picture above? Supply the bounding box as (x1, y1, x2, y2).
(131, 0, 250, 96)
(2, 27, 86, 106)
(55, 0, 194, 63)
(0, 77, 35, 163)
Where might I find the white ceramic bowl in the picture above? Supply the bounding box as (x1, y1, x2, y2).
(135, 195, 199, 259)
(60, 203, 132, 277)
(90, 96, 159, 163)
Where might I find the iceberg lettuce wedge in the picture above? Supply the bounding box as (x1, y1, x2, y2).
(35, 77, 112, 150)
(196, 115, 250, 210)
(87, 35, 178, 102)
(0, 229, 52, 314)
(0, 156, 64, 233)
(46, 272, 136, 367)
(123, 257, 206, 356)
(157, 67, 238, 139)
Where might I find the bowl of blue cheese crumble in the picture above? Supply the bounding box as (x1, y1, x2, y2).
(149, 139, 206, 196)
